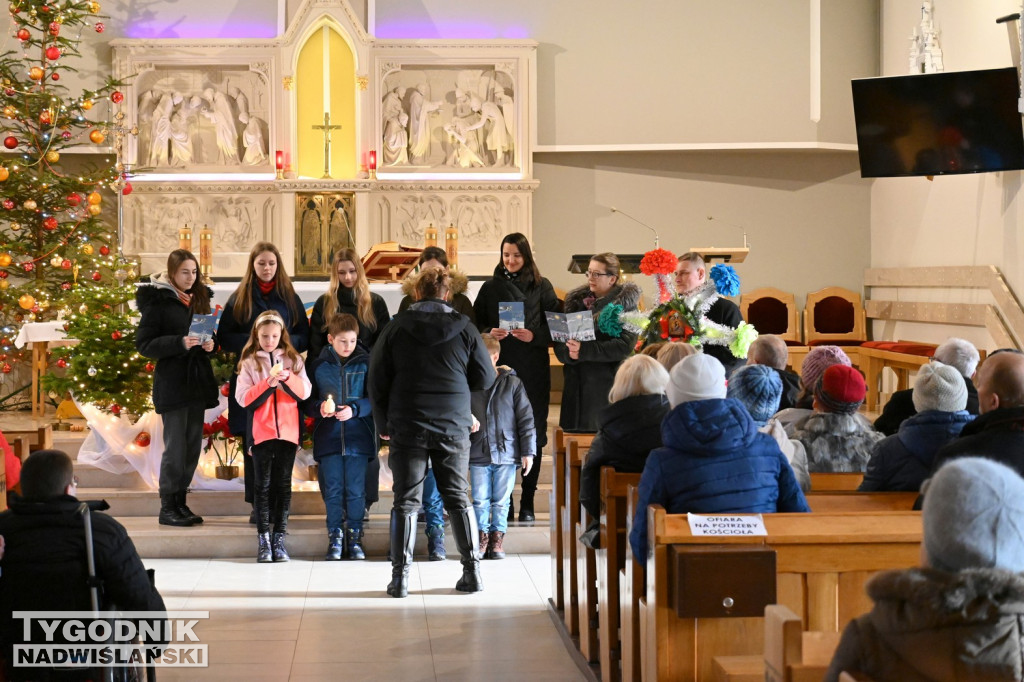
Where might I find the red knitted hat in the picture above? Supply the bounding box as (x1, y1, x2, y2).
(814, 364, 866, 414)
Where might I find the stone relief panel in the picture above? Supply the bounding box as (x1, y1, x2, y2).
(134, 66, 271, 171)
(394, 195, 446, 244)
(380, 66, 518, 172)
(450, 195, 502, 249)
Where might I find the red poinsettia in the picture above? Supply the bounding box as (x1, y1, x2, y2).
(639, 248, 677, 276)
(203, 414, 237, 466)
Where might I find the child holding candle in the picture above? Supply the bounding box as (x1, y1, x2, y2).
(305, 313, 376, 560)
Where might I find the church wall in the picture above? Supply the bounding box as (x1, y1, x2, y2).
(870, 1, 1024, 351)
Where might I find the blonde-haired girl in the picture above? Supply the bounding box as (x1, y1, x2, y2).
(235, 311, 311, 563)
(308, 247, 391, 358)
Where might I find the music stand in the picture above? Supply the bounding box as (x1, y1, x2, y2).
(687, 247, 749, 264)
(362, 241, 423, 282)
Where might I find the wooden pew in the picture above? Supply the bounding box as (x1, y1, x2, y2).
(805, 491, 917, 513)
(596, 469, 642, 682)
(620, 485, 643, 682)
(762, 604, 840, 682)
(641, 509, 922, 681)
(809, 472, 864, 491)
(551, 426, 568, 612)
(562, 436, 595, 636)
(577, 474, 599, 662)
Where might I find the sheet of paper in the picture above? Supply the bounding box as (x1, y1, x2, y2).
(686, 513, 767, 536)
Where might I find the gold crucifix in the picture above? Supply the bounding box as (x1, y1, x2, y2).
(312, 112, 343, 179)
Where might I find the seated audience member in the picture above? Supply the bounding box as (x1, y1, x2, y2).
(931, 350, 1024, 476)
(775, 345, 853, 435)
(0, 429, 20, 497)
(639, 341, 666, 358)
(825, 457, 1024, 682)
(874, 338, 980, 436)
(728, 364, 811, 491)
(791, 365, 882, 473)
(655, 341, 696, 373)
(746, 334, 801, 410)
(579, 355, 670, 523)
(0, 450, 166, 677)
(860, 362, 973, 492)
(628, 354, 809, 561)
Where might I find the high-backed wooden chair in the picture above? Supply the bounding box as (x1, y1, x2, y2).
(740, 288, 801, 345)
(803, 287, 867, 346)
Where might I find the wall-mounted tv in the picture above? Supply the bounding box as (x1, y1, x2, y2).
(851, 67, 1024, 178)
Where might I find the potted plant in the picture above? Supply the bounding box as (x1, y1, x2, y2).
(302, 416, 318, 481)
(204, 413, 241, 480)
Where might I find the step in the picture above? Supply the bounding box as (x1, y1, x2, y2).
(73, 462, 148, 490)
(117, 514, 551, 559)
(76, 483, 555, 517)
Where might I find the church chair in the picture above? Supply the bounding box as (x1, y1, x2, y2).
(803, 287, 867, 347)
(762, 604, 841, 682)
(740, 287, 801, 345)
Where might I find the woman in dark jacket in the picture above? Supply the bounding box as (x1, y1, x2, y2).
(217, 242, 309, 513)
(579, 355, 670, 522)
(474, 233, 561, 520)
(398, 246, 475, 321)
(369, 268, 495, 598)
(554, 252, 641, 433)
(136, 249, 219, 528)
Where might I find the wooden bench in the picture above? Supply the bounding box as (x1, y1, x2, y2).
(563, 436, 594, 637)
(549, 427, 595, 620)
(2, 424, 53, 457)
(809, 472, 864, 491)
(621, 485, 644, 682)
(597, 469, 642, 682)
(805, 491, 917, 513)
(762, 604, 840, 682)
(639, 509, 922, 681)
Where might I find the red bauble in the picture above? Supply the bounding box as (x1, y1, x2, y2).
(110, 404, 121, 415)
(3, 136, 17, 150)
(135, 431, 151, 447)
(110, 91, 123, 104)
(99, 245, 110, 256)
(48, 22, 59, 36)
(1, 364, 10, 374)
(16, 28, 29, 41)
(60, 129, 71, 139)
(220, 383, 230, 397)
(67, 192, 82, 206)
(56, 357, 67, 369)
(111, 330, 122, 340)
(22, 262, 33, 272)
(45, 46, 60, 61)
(2, 199, 13, 210)
(94, 22, 104, 33)
(91, 271, 101, 282)
(122, 182, 132, 196)
(50, 73, 59, 81)
(38, 110, 51, 125)
(40, 4, 50, 12)
(42, 216, 58, 230)
(60, 281, 70, 290)
(145, 362, 155, 372)
(0, 271, 7, 278)
(61, 259, 71, 269)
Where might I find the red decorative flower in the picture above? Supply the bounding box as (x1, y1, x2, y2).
(639, 248, 677, 276)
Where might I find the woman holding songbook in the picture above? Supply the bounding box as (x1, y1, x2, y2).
(554, 252, 641, 433)
(474, 233, 560, 522)
(136, 249, 220, 528)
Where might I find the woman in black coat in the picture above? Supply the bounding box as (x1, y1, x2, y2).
(398, 246, 475, 322)
(136, 249, 219, 528)
(555, 252, 641, 433)
(308, 246, 391, 512)
(217, 242, 309, 513)
(474, 233, 561, 521)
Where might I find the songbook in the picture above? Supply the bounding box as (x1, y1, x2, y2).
(188, 314, 217, 343)
(545, 311, 596, 343)
(498, 302, 525, 330)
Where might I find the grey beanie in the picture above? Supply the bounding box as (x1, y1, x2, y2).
(727, 365, 783, 425)
(912, 362, 968, 413)
(666, 354, 727, 408)
(923, 457, 1024, 573)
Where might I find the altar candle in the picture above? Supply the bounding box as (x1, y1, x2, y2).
(424, 223, 437, 248)
(178, 224, 192, 251)
(199, 224, 212, 277)
(368, 150, 377, 170)
(275, 151, 284, 170)
(445, 223, 459, 270)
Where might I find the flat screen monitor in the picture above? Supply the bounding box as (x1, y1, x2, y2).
(851, 67, 1024, 178)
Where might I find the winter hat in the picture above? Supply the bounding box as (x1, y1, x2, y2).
(727, 365, 783, 425)
(666, 354, 727, 408)
(923, 457, 1024, 573)
(800, 345, 852, 392)
(913, 362, 968, 413)
(814, 364, 866, 415)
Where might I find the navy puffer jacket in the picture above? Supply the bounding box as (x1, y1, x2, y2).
(304, 346, 376, 461)
(859, 410, 974, 492)
(629, 398, 810, 561)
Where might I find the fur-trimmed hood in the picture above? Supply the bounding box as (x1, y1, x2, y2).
(867, 567, 1024, 627)
(135, 271, 213, 313)
(563, 281, 642, 314)
(400, 269, 469, 299)
(791, 411, 883, 473)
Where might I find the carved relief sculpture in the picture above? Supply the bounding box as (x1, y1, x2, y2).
(381, 86, 409, 165)
(407, 86, 443, 164)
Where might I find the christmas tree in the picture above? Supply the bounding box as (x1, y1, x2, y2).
(0, 0, 150, 414)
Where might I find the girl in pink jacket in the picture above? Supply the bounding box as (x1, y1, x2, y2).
(235, 311, 311, 563)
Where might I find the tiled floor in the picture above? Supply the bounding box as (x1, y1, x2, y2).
(148, 554, 587, 681)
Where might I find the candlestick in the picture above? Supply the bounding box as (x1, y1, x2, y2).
(178, 224, 192, 251)
(199, 224, 213, 279)
(275, 151, 284, 180)
(445, 223, 459, 270)
(368, 150, 377, 180)
(424, 223, 438, 248)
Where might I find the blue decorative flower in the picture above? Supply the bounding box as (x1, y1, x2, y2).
(709, 264, 740, 297)
(598, 304, 624, 337)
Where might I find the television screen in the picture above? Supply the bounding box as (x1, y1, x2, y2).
(851, 67, 1024, 178)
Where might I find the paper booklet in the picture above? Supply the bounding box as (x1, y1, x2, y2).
(545, 311, 596, 343)
(188, 314, 217, 343)
(498, 302, 525, 330)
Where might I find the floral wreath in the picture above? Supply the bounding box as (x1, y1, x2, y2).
(616, 248, 758, 359)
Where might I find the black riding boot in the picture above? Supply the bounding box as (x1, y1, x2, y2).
(159, 494, 194, 527)
(176, 491, 203, 525)
(450, 507, 483, 593)
(387, 510, 417, 598)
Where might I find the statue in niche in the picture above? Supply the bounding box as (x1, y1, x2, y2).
(444, 118, 485, 168)
(136, 90, 157, 162)
(495, 88, 515, 154)
(407, 86, 442, 164)
(147, 91, 178, 167)
(464, 94, 511, 166)
(328, 198, 354, 252)
(201, 87, 240, 164)
(381, 86, 409, 166)
(169, 96, 200, 166)
(300, 198, 322, 269)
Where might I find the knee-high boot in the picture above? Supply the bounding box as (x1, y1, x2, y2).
(449, 507, 483, 593)
(387, 510, 417, 598)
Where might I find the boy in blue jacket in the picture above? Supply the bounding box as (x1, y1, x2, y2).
(470, 334, 536, 559)
(306, 314, 376, 560)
